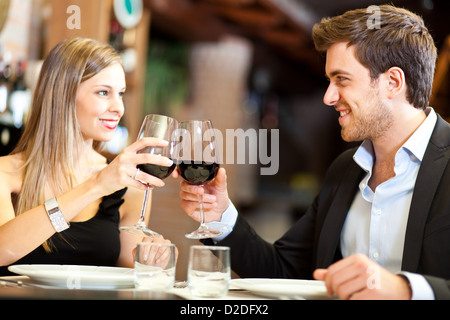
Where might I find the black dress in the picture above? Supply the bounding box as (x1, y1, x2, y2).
(0, 188, 127, 276)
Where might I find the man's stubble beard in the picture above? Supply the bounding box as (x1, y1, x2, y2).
(340, 88, 394, 142)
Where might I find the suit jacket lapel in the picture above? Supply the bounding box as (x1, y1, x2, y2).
(316, 160, 364, 268)
(402, 115, 450, 272)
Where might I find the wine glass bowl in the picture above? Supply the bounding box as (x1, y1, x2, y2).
(137, 162, 176, 180)
(120, 114, 178, 237)
(177, 120, 222, 239)
(178, 162, 219, 186)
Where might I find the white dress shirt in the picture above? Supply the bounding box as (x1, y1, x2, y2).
(341, 107, 437, 299)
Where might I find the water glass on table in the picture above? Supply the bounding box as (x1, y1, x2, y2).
(134, 242, 177, 291)
(188, 245, 230, 298)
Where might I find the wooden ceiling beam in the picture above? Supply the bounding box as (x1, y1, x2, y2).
(144, 0, 323, 71)
(213, 5, 283, 28)
(258, 0, 317, 32)
(262, 27, 307, 47)
(198, 0, 256, 6)
(144, 0, 229, 41)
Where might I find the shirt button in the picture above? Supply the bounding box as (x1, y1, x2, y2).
(372, 252, 379, 259)
(375, 209, 381, 215)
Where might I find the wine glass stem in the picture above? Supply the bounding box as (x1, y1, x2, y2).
(138, 185, 151, 226)
(198, 187, 206, 228)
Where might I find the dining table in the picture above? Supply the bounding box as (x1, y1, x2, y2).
(0, 269, 336, 319)
(0, 276, 270, 300)
(0, 274, 330, 301)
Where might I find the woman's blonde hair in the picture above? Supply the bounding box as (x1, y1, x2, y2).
(12, 37, 121, 250)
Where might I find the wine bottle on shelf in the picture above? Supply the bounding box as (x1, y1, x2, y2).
(9, 60, 31, 128)
(0, 57, 11, 115)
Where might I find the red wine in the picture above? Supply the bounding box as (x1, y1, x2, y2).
(178, 162, 220, 185)
(137, 162, 176, 180)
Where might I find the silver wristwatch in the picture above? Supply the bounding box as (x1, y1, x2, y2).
(44, 197, 70, 232)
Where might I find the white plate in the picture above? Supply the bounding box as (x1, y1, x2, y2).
(8, 264, 134, 290)
(231, 278, 332, 300)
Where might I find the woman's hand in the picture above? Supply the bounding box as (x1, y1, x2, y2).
(94, 137, 174, 195)
(132, 235, 178, 267)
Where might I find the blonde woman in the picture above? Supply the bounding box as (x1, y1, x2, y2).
(0, 38, 174, 275)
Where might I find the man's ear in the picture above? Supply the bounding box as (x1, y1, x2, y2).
(386, 67, 406, 99)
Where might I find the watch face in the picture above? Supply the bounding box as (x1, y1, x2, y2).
(114, 0, 143, 29)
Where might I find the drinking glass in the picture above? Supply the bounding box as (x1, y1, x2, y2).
(134, 242, 176, 291)
(188, 245, 230, 297)
(177, 120, 221, 239)
(120, 114, 178, 237)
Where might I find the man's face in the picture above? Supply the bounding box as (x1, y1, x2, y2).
(323, 42, 393, 142)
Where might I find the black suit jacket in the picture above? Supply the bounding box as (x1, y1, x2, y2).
(215, 115, 450, 299)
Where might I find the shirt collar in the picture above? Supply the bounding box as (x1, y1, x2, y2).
(402, 107, 437, 162)
(353, 107, 437, 170)
(353, 140, 374, 172)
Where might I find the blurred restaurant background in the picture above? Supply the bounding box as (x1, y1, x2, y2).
(0, 0, 448, 279)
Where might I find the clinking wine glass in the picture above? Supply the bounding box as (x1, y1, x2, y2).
(177, 120, 222, 239)
(120, 114, 178, 237)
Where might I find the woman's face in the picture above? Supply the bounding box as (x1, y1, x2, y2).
(75, 63, 126, 143)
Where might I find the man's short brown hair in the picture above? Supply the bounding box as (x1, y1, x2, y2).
(312, 5, 437, 110)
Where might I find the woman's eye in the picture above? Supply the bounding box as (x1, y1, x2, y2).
(98, 90, 108, 96)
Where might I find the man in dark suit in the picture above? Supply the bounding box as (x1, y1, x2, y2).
(178, 5, 450, 299)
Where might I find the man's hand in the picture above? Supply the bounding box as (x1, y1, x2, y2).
(313, 254, 412, 300)
(176, 167, 230, 223)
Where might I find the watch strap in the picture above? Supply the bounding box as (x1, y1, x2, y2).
(44, 197, 70, 232)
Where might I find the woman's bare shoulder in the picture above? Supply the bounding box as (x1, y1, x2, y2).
(0, 153, 25, 193)
(0, 153, 25, 169)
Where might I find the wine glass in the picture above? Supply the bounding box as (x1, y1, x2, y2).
(178, 120, 222, 239)
(120, 114, 178, 237)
